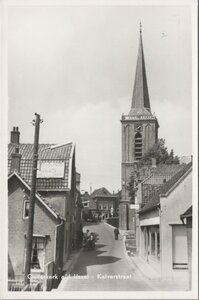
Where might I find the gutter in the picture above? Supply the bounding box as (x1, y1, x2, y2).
(138, 203, 160, 215)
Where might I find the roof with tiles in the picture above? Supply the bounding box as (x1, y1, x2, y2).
(8, 171, 65, 220)
(91, 187, 113, 198)
(152, 163, 184, 176)
(138, 162, 192, 214)
(141, 164, 185, 205)
(8, 143, 73, 190)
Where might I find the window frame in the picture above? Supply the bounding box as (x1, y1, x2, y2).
(135, 132, 142, 160)
(23, 200, 30, 219)
(24, 236, 46, 273)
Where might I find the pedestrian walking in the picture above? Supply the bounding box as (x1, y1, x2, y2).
(114, 227, 119, 240)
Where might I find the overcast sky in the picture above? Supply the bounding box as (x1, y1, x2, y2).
(7, 3, 193, 193)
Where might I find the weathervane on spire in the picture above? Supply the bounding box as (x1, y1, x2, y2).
(139, 21, 142, 35)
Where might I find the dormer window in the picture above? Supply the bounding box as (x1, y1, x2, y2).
(135, 132, 142, 160)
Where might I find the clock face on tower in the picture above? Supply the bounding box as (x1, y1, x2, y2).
(135, 124, 143, 132)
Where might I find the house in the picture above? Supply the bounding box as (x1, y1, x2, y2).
(8, 171, 64, 290)
(138, 164, 184, 207)
(81, 188, 119, 221)
(125, 163, 184, 247)
(137, 162, 192, 284)
(91, 187, 119, 220)
(81, 192, 97, 221)
(8, 127, 80, 289)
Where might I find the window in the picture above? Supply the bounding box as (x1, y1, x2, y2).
(144, 226, 160, 261)
(135, 132, 142, 160)
(172, 225, 188, 269)
(83, 202, 89, 207)
(23, 201, 30, 218)
(125, 125, 130, 162)
(104, 202, 108, 210)
(157, 232, 160, 260)
(30, 237, 45, 271)
(145, 124, 151, 151)
(151, 232, 155, 255)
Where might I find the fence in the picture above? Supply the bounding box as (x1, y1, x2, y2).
(8, 260, 59, 292)
(8, 277, 43, 291)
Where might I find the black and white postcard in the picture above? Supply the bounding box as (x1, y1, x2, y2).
(0, 0, 198, 299)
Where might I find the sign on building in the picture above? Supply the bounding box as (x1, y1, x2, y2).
(130, 204, 140, 210)
(37, 161, 65, 178)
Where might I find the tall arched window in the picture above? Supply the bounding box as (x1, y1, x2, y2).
(145, 124, 151, 152)
(125, 125, 130, 162)
(135, 132, 142, 160)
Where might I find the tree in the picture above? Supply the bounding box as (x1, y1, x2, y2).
(138, 139, 179, 166)
(127, 171, 139, 204)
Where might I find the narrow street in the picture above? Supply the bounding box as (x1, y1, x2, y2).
(58, 222, 153, 291)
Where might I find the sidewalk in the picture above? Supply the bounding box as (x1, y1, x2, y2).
(62, 248, 83, 274)
(55, 248, 83, 291)
(104, 222, 189, 291)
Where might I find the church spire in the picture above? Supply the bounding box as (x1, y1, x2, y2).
(129, 24, 152, 116)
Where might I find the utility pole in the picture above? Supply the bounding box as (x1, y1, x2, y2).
(24, 113, 41, 287)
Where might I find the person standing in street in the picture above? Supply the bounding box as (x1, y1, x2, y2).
(114, 227, 119, 240)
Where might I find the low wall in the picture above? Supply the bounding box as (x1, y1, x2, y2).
(106, 217, 119, 228)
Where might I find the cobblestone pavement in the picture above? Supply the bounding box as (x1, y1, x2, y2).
(58, 222, 153, 291)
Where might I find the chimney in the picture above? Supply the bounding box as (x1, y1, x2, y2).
(11, 146, 21, 173)
(10, 127, 20, 144)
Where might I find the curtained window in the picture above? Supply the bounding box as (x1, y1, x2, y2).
(30, 237, 45, 271)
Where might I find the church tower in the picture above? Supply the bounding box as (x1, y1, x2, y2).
(120, 24, 159, 230)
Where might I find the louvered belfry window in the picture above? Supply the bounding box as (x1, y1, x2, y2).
(135, 132, 142, 160)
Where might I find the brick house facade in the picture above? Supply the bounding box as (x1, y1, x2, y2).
(8, 172, 64, 289)
(8, 127, 81, 289)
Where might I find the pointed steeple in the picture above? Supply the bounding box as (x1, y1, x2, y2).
(129, 23, 152, 116)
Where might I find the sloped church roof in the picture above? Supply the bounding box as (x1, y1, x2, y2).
(129, 24, 152, 116)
